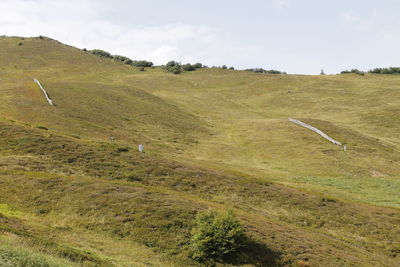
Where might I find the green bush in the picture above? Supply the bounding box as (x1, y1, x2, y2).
(192, 63, 203, 69)
(113, 55, 133, 65)
(131, 60, 153, 67)
(369, 67, 400, 74)
(88, 49, 153, 68)
(190, 209, 245, 264)
(165, 61, 182, 74)
(89, 49, 113, 58)
(245, 68, 286, 74)
(341, 69, 365, 75)
(183, 63, 196, 71)
(169, 65, 182, 74)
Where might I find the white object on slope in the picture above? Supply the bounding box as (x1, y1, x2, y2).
(138, 144, 144, 153)
(33, 79, 54, 106)
(288, 118, 342, 146)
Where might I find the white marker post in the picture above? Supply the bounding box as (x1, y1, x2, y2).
(138, 144, 144, 153)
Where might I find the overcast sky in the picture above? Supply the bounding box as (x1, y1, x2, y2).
(1, 0, 400, 74)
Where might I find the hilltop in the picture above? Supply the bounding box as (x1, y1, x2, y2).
(0, 36, 399, 266)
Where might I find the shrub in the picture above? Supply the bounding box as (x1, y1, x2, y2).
(183, 63, 196, 71)
(368, 67, 400, 74)
(388, 67, 400, 74)
(192, 63, 203, 69)
(113, 55, 133, 65)
(165, 61, 182, 74)
(166, 60, 179, 67)
(221, 65, 228, 69)
(245, 68, 286, 74)
(369, 68, 382, 74)
(265, 69, 285, 74)
(18, 42, 23, 46)
(169, 65, 182, 74)
(89, 49, 113, 58)
(89, 49, 154, 68)
(245, 68, 265, 73)
(190, 209, 245, 264)
(341, 69, 365, 75)
(131, 60, 153, 67)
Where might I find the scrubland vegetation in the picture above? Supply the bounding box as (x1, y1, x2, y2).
(245, 68, 286, 74)
(0, 36, 400, 266)
(341, 66, 400, 75)
(85, 48, 154, 69)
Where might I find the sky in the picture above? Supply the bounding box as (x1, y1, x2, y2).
(1, 0, 400, 74)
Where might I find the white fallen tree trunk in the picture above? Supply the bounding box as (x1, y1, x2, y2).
(33, 79, 54, 106)
(288, 118, 342, 146)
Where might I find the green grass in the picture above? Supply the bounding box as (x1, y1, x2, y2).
(1, 35, 400, 266)
(0, 204, 23, 218)
(0, 243, 69, 267)
(286, 175, 400, 208)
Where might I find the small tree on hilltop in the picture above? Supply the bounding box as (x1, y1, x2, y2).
(190, 209, 246, 264)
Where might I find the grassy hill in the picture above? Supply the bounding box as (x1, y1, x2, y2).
(0, 36, 399, 266)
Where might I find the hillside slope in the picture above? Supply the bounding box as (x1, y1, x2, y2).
(0, 36, 206, 153)
(0, 36, 400, 266)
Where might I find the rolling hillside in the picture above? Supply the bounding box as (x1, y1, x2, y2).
(0, 36, 399, 266)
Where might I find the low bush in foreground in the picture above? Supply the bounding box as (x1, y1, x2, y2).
(190, 209, 246, 265)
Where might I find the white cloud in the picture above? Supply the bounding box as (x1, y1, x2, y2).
(2, 0, 399, 74)
(0, 0, 219, 64)
(148, 45, 180, 63)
